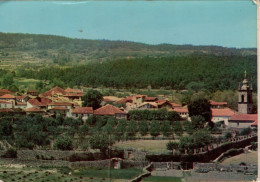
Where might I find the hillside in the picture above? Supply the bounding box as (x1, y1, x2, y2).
(0, 32, 256, 67)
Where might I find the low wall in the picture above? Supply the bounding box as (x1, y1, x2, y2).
(194, 163, 257, 173)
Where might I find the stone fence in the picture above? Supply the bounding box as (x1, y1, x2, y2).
(194, 162, 257, 174)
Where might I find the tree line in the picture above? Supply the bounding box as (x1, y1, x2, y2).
(16, 55, 257, 92)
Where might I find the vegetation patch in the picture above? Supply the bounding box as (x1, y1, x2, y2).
(73, 167, 143, 179)
(142, 176, 182, 182)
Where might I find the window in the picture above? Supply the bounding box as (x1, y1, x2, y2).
(241, 95, 244, 102)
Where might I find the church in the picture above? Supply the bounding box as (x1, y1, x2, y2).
(228, 71, 257, 129)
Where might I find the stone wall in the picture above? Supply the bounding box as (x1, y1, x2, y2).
(17, 150, 88, 160)
(194, 162, 257, 173)
(152, 162, 181, 169)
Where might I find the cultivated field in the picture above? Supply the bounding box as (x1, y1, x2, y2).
(114, 140, 174, 153)
(221, 150, 258, 165)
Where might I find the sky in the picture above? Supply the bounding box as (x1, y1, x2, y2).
(0, 1, 257, 48)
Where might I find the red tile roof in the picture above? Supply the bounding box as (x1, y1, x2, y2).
(16, 95, 27, 100)
(0, 109, 13, 112)
(117, 96, 133, 104)
(42, 86, 66, 97)
(209, 100, 227, 106)
(39, 97, 52, 105)
(26, 107, 44, 112)
(145, 97, 158, 101)
(212, 108, 235, 117)
(72, 107, 93, 114)
(173, 107, 188, 113)
(48, 102, 72, 106)
(229, 114, 257, 123)
(28, 99, 45, 107)
(94, 104, 126, 116)
(0, 94, 15, 99)
(170, 102, 182, 108)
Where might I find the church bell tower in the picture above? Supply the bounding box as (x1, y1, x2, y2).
(237, 71, 253, 114)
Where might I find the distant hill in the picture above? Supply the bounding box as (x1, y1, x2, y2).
(0, 32, 256, 66)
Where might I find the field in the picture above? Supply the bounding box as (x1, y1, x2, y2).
(0, 166, 142, 182)
(114, 140, 173, 154)
(142, 176, 182, 182)
(221, 150, 258, 165)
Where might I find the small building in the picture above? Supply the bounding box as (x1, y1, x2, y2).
(48, 107, 70, 117)
(25, 107, 45, 115)
(42, 86, 67, 98)
(47, 102, 73, 110)
(173, 107, 189, 119)
(0, 100, 13, 109)
(156, 100, 173, 110)
(15, 102, 27, 109)
(228, 114, 257, 129)
(16, 95, 29, 103)
(94, 104, 127, 119)
(27, 99, 47, 109)
(137, 102, 158, 109)
(209, 100, 227, 109)
(64, 88, 83, 101)
(211, 108, 235, 126)
(144, 96, 158, 102)
(71, 107, 93, 120)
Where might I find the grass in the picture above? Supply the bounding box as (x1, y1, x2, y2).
(0, 166, 141, 182)
(221, 150, 258, 165)
(142, 176, 182, 182)
(114, 140, 173, 153)
(73, 168, 142, 179)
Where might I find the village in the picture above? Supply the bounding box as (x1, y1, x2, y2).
(0, 73, 257, 130)
(0, 73, 258, 182)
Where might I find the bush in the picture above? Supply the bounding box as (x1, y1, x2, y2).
(54, 136, 73, 150)
(239, 127, 252, 136)
(2, 148, 17, 158)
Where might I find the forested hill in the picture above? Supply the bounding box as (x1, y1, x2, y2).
(17, 55, 257, 92)
(0, 32, 256, 65)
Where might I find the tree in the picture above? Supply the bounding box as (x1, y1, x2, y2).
(188, 98, 212, 122)
(54, 135, 73, 150)
(161, 121, 172, 137)
(82, 89, 103, 109)
(166, 141, 179, 154)
(2, 73, 14, 88)
(173, 121, 183, 137)
(102, 123, 114, 134)
(0, 118, 13, 138)
(126, 120, 138, 137)
(150, 120, 160, 137)
(138, 120, 148, 136)
(239, 127, 252, 136)
(190, 115, 206, 130)
(89, 133, 112, 155)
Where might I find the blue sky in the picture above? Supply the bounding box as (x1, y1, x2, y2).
(0, 1, 257, 48)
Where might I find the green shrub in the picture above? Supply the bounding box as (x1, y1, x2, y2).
(54, 136, 73, 150)
(2, 148, 17, 158)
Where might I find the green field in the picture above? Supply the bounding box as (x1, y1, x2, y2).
(0, 166, 142, 182)
(73, 168, 142, 179)
(142, 176, 182, 182)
